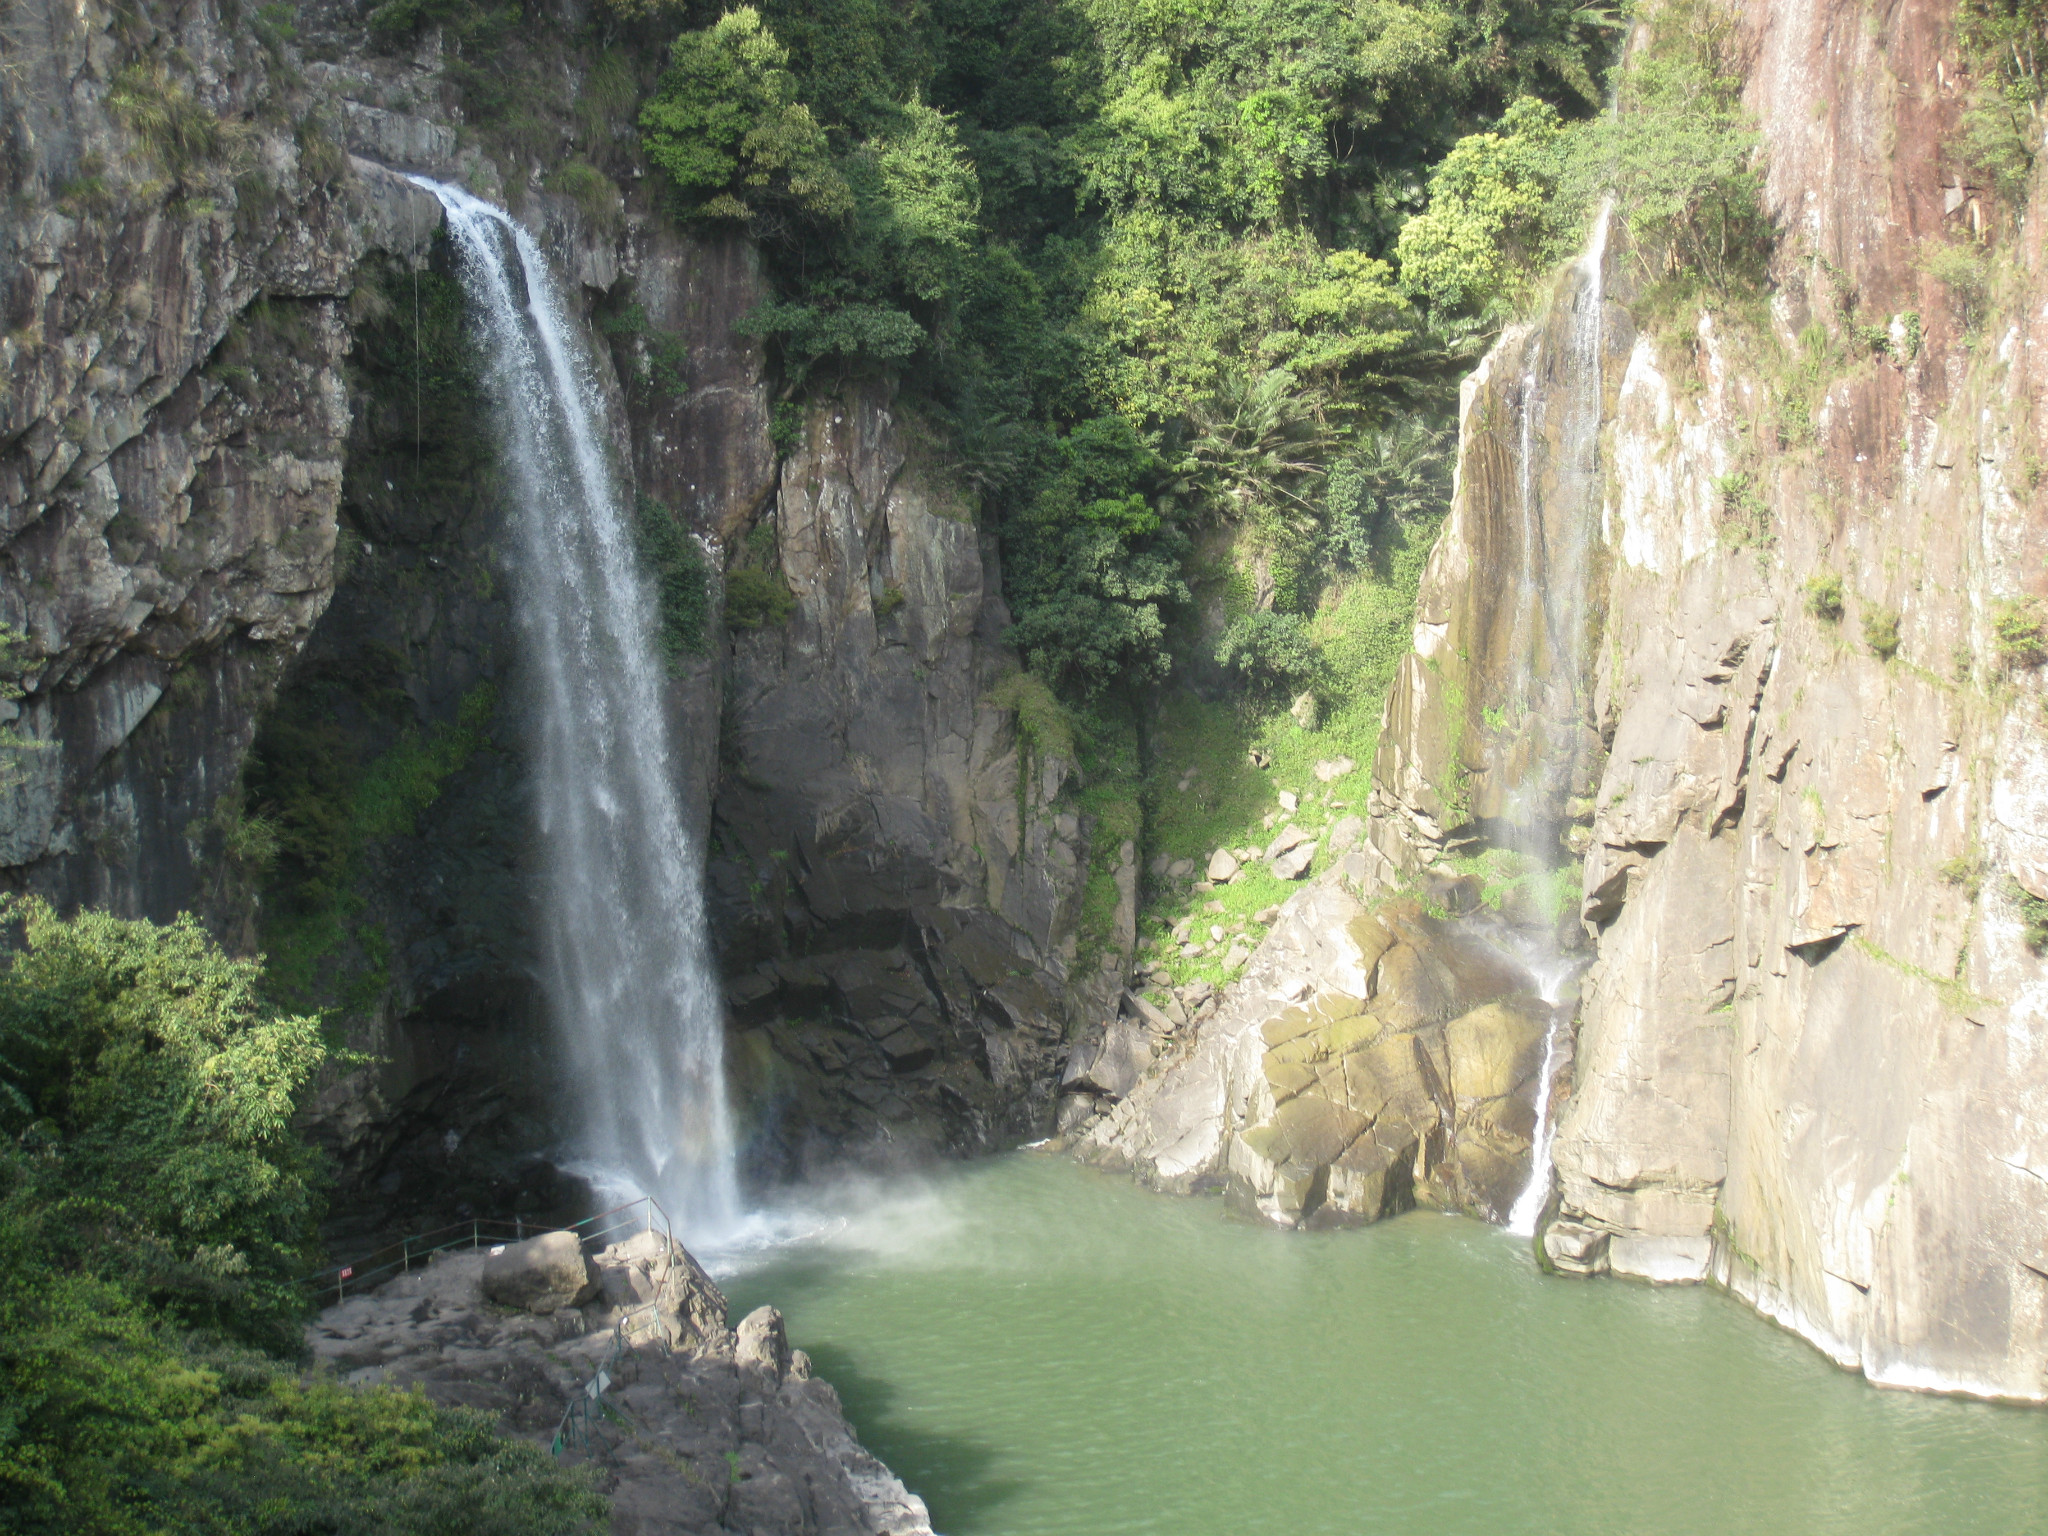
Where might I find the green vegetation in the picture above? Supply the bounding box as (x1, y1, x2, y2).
(1448, 846, 1583, 924)
(1955, 0, 2044, 205)
(1862, 605, 1901, 662)
(247, 681, 499, 1010)
(2014, 879, 2048, 955)
(724, 566, 795, 629)
(1992, 596, 2045, 671)
(0, 899, 604, 1534)
(106, 60, 251, 184)
(633, 497, 712, 667)
(1805, 571, 1845, 622)
(1713, 470, 1774, 551)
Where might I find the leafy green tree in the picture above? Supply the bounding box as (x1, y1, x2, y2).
(0, 900, 607, 1535)
(1004, 417, 1190, 694)
(1395, 96, 1576, 317)
(1214, 608, 1325, 698)
(0, 898, 325, 1349)
(1323, 414, 1454, 570)
(640, 7, 850, 222)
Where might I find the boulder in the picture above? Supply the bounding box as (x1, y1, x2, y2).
(1326, 815, 1365, 855)
(482, 1231, 598, 1314)
(1313, 757, 1355, 783)
(1289, 691, 1319, 729)
(1444, 996, 1551, 1104)
(736, 1305, 793, 1382)
(1265, 824, 1310, 860)
(1272, 841, 1317, 880)
(1206, 848, 1240, 882)
(1278, 790, 1298, 812)
(1061, 1015, 1155, 1098)
(1544, 1221, 1611, 1275)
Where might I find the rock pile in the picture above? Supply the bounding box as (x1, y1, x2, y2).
(309, 1230, 932, 1536)
(1077, 881, 1561, 1227)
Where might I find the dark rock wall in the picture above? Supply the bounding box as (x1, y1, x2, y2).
(1, 0, 1100, 1236)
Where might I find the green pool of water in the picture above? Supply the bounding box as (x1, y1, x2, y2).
(722, 1153, 2048, 1536)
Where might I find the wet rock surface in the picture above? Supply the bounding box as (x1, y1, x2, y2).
(309, 1233, 932, 1536)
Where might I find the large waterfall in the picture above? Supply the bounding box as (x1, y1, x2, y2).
(418, 179, 739, 1237)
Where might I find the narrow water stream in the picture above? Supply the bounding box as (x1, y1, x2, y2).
(724, 1155, 2048, 1536)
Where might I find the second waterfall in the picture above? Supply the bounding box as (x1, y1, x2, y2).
(418, 179, 739, 1237)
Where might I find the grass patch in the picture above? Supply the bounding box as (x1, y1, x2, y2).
(1851, 935, 1998, 1017)
(1130, 511, 1438, 994)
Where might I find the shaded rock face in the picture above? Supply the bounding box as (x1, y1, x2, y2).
(0, 0, 443, 922)
(309, 1236, 933, 1536)
(1077, 869, 1561, 1229)
(712, 390, 1099, 1177)
(1368, 0, 2048, 1398)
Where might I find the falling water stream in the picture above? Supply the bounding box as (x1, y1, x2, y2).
(1497, 198, 1615, 1230)
(419, 179, 738, 1238)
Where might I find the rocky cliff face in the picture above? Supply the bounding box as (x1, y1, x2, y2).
(1095, 0, 2048, 1400)
(711, 389, 1103, 1177)
(1533, 0, 2048, 1398)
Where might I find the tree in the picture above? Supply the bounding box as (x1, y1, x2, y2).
(639, 7, 850, 223)
(1394, 96, 1576, 318)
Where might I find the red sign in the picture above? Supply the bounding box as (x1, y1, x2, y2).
(339, 1266, 354, 1280)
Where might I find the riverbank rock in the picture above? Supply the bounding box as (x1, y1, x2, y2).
(309, 1237, 933, 1536)
(1077, 877, 1559, 1227)
(484, 1230, 600, 1313)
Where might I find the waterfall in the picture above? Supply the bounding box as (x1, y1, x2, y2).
(1499, 197, 1615, 1234)
(415, 178, 739, 1238)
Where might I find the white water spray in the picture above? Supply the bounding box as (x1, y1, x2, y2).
(416, 178, 738, 1238)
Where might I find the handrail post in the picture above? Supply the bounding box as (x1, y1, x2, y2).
(402, 1238, 410, 1275)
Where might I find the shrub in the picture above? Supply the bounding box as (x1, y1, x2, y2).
(724, 566, 794, 630)
(1917, 239, 1994, 333)
(1992, 596, 2045, 670)
(107, 61, 250, 183)
(545, 160, 623, 235)
(1862, 605, 1901, 661)
(986, 670, 1075, 763)
(632, 499, 710, 667)
(1713, 469, 1774, 550)
(1804, 571, 1845, 621)
(2013, 879, 2048, 955)
(1214, 610, 1324, 698)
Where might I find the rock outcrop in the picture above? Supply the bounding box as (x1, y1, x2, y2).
(1, 0, 1101, 1237)
(1375, 0, 2048, 1398)
(1078, 870, 1564, 1227)
(310, 1231, 933, 1535)
(1077, 0, 2048, 1404)
(710, 389, 1103, 1176)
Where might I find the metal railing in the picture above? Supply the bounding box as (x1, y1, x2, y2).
(308, 1195, 672, 1306)
(550, 1196, 679, 1459)
(308, 1195, 681, 1462)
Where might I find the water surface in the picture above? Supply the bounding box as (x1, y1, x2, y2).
(723, 1154, 2048, 1536)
